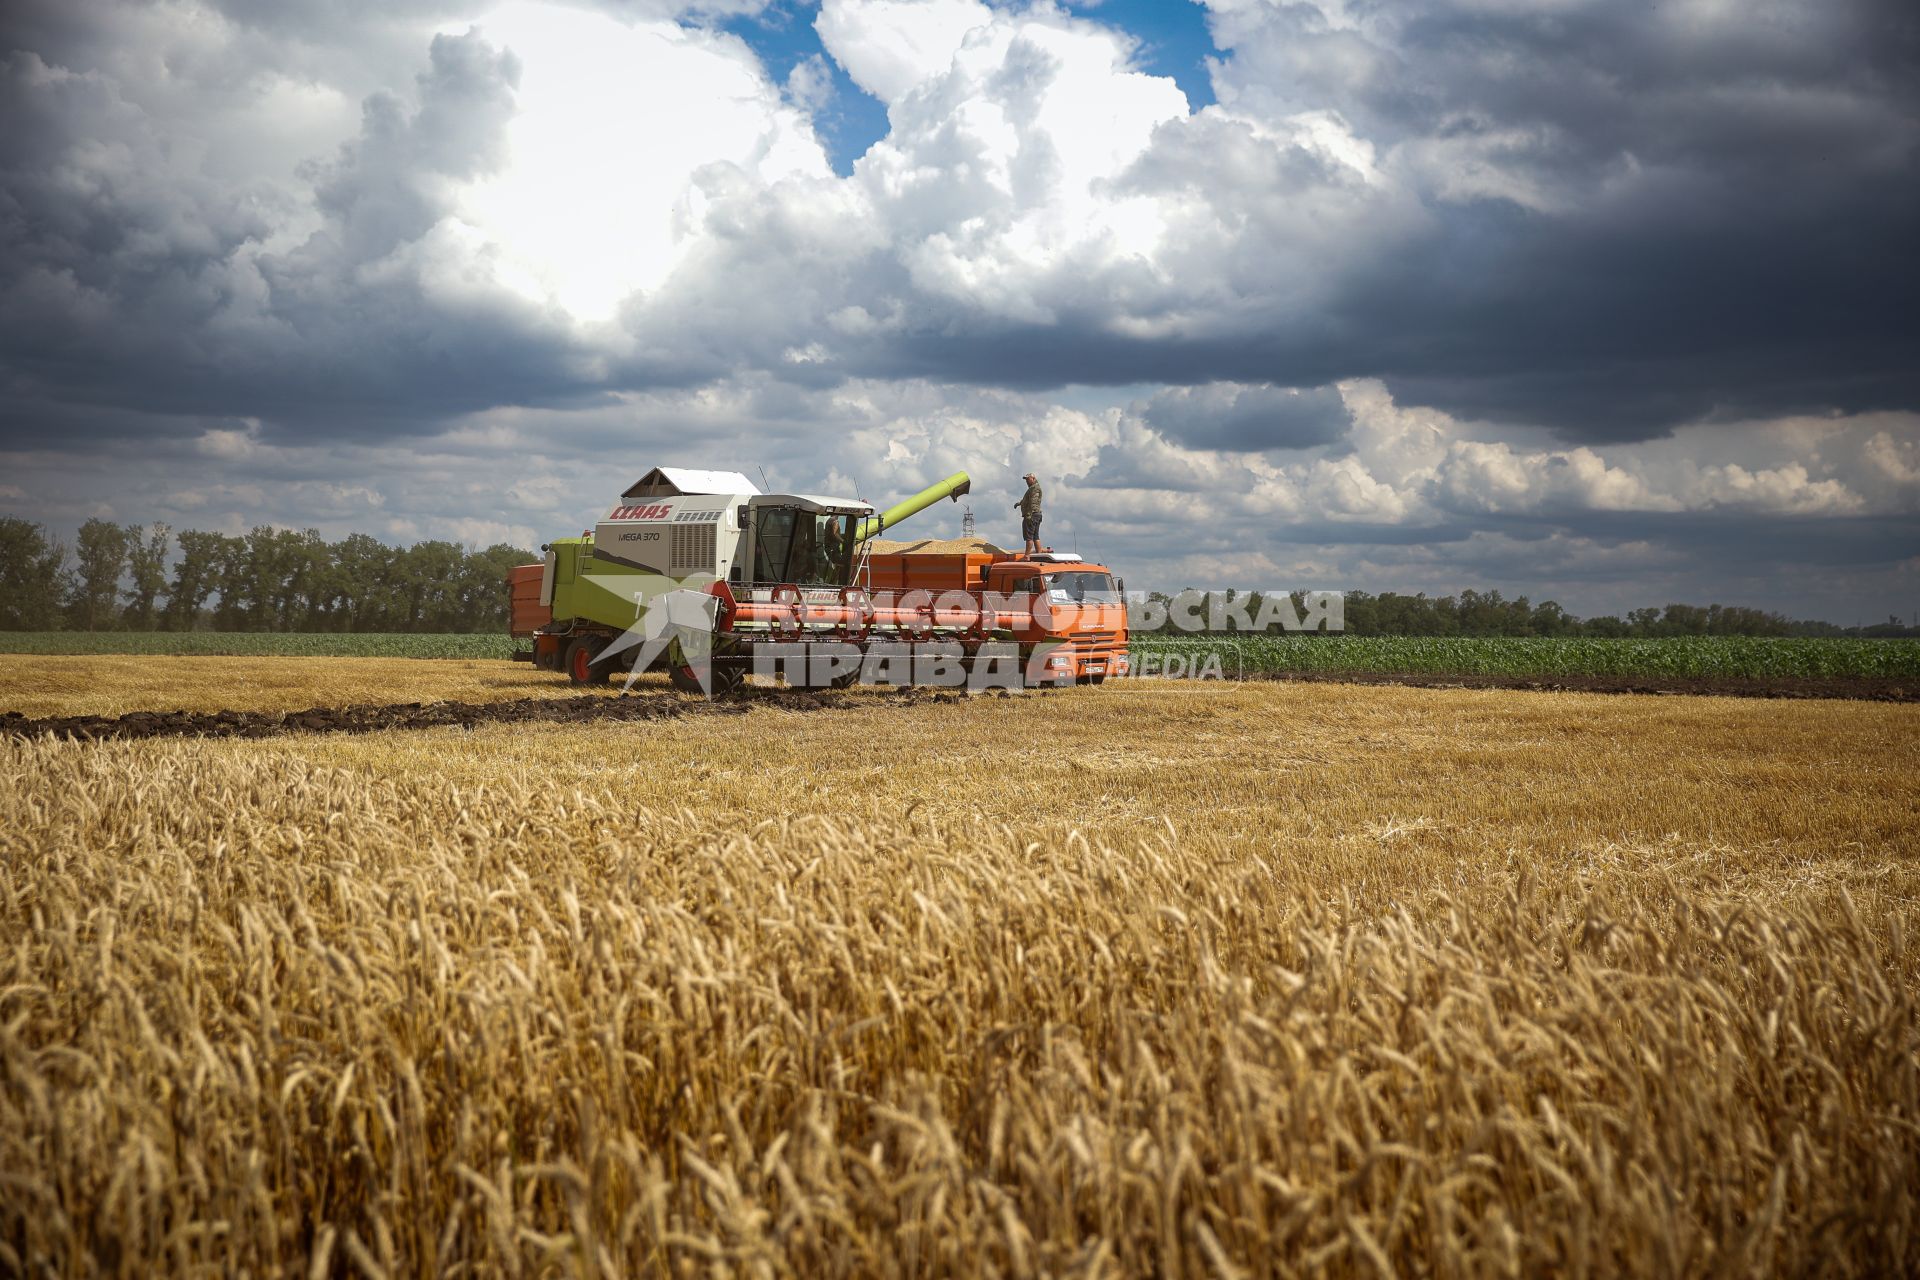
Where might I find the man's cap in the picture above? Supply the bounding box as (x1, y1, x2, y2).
(1022, 472, 1036, 480)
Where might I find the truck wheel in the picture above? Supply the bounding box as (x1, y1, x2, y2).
(564, 637, 609, 685)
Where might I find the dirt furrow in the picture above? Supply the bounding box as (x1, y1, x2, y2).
(2, 671, 1908, 743)
(0, 687, 1003, 742)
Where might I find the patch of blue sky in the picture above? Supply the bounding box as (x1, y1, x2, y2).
(714, 2, 889, 175)
(716, 1, 1218, 176)
(1059, 0, 1217, 112)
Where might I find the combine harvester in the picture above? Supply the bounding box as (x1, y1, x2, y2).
(508, 465, 1128, 694)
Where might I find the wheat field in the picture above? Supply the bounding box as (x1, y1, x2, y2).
(0, 655, 577, 719)
(3, 667, 1917, 1276)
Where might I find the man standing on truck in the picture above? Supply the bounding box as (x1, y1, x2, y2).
(1016, 472, 1043, 555)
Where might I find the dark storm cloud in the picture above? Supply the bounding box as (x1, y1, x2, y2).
(1476, 508, 1920, 573)
(697, 0, 1918, 444)
(0, 11, 602, 443)
(1334, 186, 1920, 440)
(834, 0, 1919, 439)
(1245, 520, 1470, 550)
(0, 44, 272, 425)
(1141, 383, 1351, 451)
(1186, 0, 1920, 438)
(304, 29, 523, 259)
(0, 395, 232, 449)
(5, 0, 1916, 444)
(0, 0, 1915, 627)
(1210, 0, 1920, 153)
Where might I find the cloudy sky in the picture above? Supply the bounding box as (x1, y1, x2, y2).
(3, 0, 1917, 620)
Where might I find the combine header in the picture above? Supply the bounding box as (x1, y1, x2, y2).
(508, 465, 1128, 693)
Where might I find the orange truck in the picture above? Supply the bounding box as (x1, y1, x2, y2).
(863, 540, 1130, 684)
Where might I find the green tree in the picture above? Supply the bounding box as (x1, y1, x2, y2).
(399, 541, 468, 631)
(68, 518, 130, 631)
(0, 516, 70, 630)
(1342, 590, 1378, 634)
(1457, 589, 1504, 635)
(165, 529, 227, 630)
(301, 539, 350, 630)
(263, 528, 327, 629)
(330, 533, 400, 631)
(1662, 603, 1711, 635)
(1627, 607, 1664, 636)
(122, 522, 171, 629)
(243, 526, 290, 630)
(460, 543, 535, 631)
(210, 534, 253, 630)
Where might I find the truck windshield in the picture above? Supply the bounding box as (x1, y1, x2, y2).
(1044, 571, 1120, 603)
(753, 509, 856, 585)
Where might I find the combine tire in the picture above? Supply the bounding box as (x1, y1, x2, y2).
(564, 637, 610, 685)
(670, 660, 745, 697)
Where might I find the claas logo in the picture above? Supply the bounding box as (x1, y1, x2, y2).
(609, 503, 673, 520)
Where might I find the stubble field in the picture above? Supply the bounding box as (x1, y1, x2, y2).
(2, 657, 1917, 1276)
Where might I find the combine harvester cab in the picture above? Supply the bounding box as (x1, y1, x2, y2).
(508, 464, 1127, 693)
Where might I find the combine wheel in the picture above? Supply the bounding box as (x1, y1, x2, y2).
(564, 636, 610, 685)
(670, 660, 745, 697)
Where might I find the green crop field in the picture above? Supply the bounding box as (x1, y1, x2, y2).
(0, 632, 518, 659)
(1130, 634, 1920, 680)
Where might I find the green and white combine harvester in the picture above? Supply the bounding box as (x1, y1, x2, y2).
(510, 466, 967, 692)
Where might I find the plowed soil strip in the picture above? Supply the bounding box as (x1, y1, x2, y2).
(0, 687, 1005, 743)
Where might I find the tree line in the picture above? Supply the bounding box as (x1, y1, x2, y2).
(4, 514, 1912, 637)
(1134, 588, 1919, 638)
(0, 516, 535, 633)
